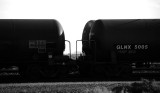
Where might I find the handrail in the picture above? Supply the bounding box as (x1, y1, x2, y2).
(76, 40, 82, 60)
(65, 40, 71, 59)
(76, 40, 96, 61)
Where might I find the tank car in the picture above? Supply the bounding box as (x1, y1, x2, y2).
(79, 19, 160, 78)
(0, 19, 72, 79)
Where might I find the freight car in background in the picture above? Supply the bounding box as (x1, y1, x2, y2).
(0, 19, 74, 79)
(78, 19, 160, 79)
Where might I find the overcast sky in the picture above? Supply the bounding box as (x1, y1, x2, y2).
(0, 0, 160, 54)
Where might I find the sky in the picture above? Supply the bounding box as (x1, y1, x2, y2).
(0, 0, 160, 54)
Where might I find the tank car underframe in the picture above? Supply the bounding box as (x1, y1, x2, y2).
(13, 55, 75, 79)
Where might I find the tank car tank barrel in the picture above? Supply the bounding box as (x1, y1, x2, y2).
(80, 19, 160, 78)
(87, 19, 160, 62)
(0, 19, 68, 79)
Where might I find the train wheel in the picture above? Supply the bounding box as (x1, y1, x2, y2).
(105, 64, 131, 80)
(19, 66, 27, 78)
(79, 64, 91, 78)
(121, 64, 132, 80)
(105, 65, 124, 78)
(25, 64, 44, 80)
(92, 65, 106, 77)
(41, 66, 60, 78)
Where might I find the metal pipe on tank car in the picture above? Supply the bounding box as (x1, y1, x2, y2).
(76, 40, 96, 61)
(65, 40, 71, 58)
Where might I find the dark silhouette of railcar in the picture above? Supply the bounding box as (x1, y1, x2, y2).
(1, 19, 160, 80)
(79, 19, 160, 79)
(0, 19, 72, 79)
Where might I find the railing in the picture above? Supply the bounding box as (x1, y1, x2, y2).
(65, 40, 71, 59)
(76, 40, 96, 61)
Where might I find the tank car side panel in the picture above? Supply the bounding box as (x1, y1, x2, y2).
(0, 19, 65, 63)
(13, 19, 64, 60)
(101, 19, 149, 62)
(89, 19, 160, 62)
(0, 20, 15, 62)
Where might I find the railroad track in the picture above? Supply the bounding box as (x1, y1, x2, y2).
(0, 81, 136, 93)
(0, 81, 160, 93)
(0, 73, 160, 93)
